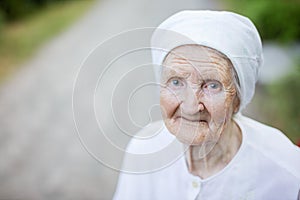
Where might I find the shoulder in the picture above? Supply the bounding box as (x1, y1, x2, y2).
(235, 114, 300, 179)
(122, 120, 184, 172)
(113, 121, 187, 200)
(125, 120, 175, 154)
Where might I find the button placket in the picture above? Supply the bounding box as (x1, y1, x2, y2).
(192, 180, 199, 188)
(188, 179, 201, 200)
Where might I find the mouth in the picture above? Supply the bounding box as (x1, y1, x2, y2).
(176, 116, 208, 124)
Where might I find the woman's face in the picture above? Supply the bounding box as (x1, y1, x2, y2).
(160, 45, 239, 145)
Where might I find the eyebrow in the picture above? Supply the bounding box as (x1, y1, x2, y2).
(202, 79, 222, 84)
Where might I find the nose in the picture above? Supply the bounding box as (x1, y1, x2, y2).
(180, 87, 204, 115)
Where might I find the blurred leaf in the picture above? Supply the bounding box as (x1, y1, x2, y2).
(225, 0, 300, 42)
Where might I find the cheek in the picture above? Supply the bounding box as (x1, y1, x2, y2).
(204, 93, 234, 122)
(160, 88, 180, 119)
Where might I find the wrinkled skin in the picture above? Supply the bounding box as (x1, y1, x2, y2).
(160, 45, 239, 146)
(160, 45, 242, 178)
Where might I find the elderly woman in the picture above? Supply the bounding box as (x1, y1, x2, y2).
(113, 10, 300, 200)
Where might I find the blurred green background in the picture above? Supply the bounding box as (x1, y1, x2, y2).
(225, 0, 300, 143)
(0, 0, 94, 83)
(226, 0, 300, 43)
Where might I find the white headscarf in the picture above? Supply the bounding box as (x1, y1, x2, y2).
(151, 10, 263, 111)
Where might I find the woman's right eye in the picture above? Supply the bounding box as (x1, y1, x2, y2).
(168, 78, 184, 88)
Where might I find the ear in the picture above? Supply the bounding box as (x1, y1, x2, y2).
(233, 95, 240, 114)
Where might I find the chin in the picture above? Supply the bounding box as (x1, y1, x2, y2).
(176, 135, 208, 146)
(172, 128, 211, 146)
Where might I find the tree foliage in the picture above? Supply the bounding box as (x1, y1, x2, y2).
(0, 0, 72, 21)
(226, 0, 300, 43)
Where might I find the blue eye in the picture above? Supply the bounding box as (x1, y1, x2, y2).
(168, 78, 184, 89)
(208, 83, 219, 89)
(203, 81, 222, 93)
(172, 79, 179, 85)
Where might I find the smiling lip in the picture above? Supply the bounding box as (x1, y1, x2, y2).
(177, 116, 207, 123)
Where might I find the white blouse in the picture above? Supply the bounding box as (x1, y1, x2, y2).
(113, 115, 300, 200)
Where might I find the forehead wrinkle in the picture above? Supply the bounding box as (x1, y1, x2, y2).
(167, 55, 218, 65)
(186, 61, 230, 81)
(170, 54, 230, 70)
(167, 45, 232, 68)
(163, 50, 233, 82)
(163, 62, 227, 82)
(162, 65, 192, 81)
(170, 46, 226, 62)
(167, 58, 226, 72)
(166, 67, 192, 79)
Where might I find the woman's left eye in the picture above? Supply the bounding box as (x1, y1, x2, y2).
(208, 83, 219, 89)
(203, 81, 222, 92)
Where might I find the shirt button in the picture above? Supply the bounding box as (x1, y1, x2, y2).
(192, 180, 199, 188)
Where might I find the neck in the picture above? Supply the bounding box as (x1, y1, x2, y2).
(185, 119, 242, 179)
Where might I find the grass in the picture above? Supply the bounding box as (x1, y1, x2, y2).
(0, 0, 95, 83)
